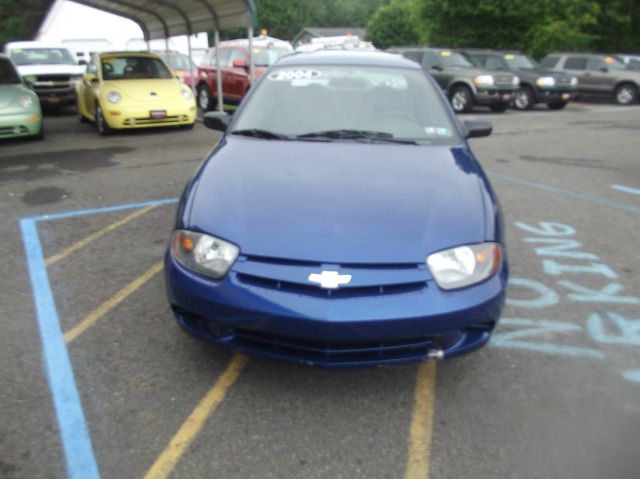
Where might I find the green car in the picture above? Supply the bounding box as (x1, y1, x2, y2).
(0, 54, 43, 140)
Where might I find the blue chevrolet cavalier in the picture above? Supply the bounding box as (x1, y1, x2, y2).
(165, 50, 508, 367)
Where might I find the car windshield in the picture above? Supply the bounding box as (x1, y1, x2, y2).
(439, 51, 475, 68)
(0, 58, 22, 84)
(232, 65, 460, 144)
(10, 48, 76, 66)
(101, 55, 174, 80)
(504, 54, 539, 70)
(252, 48, 291, 66)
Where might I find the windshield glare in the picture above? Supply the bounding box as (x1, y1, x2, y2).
(10, 48, 76, 66)
(232, 65, 460, 144)
(0, 58, 22, 84)
(101, 56, 174, 80)
(505, 54, 538, 70)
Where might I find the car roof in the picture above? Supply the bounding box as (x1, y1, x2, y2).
(99, 51, 161, 57)
(5, 41, 70, 50)
(276, 50, 421, 69)
(463, 48, 499, 55)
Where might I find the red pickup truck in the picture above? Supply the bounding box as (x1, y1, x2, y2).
(196, 41, 292, 111)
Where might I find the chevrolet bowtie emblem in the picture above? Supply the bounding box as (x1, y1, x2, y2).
(308, 271, 352, 289)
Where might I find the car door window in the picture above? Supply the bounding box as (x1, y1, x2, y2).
(402, 51, 423, 65)
(422, 51, 439, 69)
(229, 49, 245, 67)
(218, 48, 232, 67)
(541, 56, 560, 68)
(586, 58, 605, 71)
(564, 57, 587, 70)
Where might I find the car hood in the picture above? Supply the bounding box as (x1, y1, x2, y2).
(0, 84, 28, 109)
(186, 138, 491, 264)
(16, 64, 85, 76)
(102, 79, 182, 101)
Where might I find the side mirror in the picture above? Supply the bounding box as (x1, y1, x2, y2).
(232, 58, 247, 69)
(175, 71, 184, 82)
(203, 111, 231, 131)
(463, 120, 492, 139)
(83, 73, 97, 82)
(431, 64, 444, 72)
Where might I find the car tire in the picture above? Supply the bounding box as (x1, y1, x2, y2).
(198, 84, 213, 111)
(614, 83, 638, 105)
(513, 86, 535, 110)
(548, 101, 567, 110)
(489, 102, 509, 113)
(450, 85, 474, 113)
(95, 104, 112, 136)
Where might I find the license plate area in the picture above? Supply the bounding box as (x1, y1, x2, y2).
(149, 110, 167, 119)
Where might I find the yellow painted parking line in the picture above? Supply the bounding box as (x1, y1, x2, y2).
(144, 354, 249, 479)
(404, 362, 437, 479)
(45, 205, 157, 267)
(64, 260, 164, 344)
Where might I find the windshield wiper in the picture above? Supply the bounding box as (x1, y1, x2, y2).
(297, 129, 419, 144)
(232, 129, 291, 140)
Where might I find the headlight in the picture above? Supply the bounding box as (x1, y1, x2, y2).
(181, 87, 192, 99)
(474, 75, 494, 86)
(536, 76, 556, 87)
(172, 230, 239, 279)
(426, 243, 502, 290)
(512, 76, 520, 86)
(106, 91, 121, 103)
(19, 95, 34, 108)
(570, 77, 578, 86)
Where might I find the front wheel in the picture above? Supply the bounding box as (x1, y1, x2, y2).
(450, 85, 474, 113)
(95, 104, 112, 136)
(548, 101, 567, 110)
(489, 102, 509, 113)
(614, 83, 638, 105)
(198, 84, 213, 111)
(513, 86, 535, 110)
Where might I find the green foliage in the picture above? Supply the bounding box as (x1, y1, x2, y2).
(366, 0, 421, 50)
(0, 0, 51, 49)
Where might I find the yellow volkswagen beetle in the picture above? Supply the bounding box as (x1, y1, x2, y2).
(77, 52, 196, 135)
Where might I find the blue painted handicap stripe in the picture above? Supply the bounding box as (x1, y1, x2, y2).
(20, 218, 101, 479)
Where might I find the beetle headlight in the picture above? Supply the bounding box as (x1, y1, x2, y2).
(427, 243, 502, 290)
(172, 230, 239, 279)
(536, 76, 556, 87)
(474, 75, 494, 86)
(106, 91, 121, 103)
(181, 87, 193, 99)
(19, 95, 34, 108)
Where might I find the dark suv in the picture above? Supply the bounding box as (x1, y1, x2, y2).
(541, 53, 640, 105)
(388, 46, 518, 113)
(464, 49, 576, 110)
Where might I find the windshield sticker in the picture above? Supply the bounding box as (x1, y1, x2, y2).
(268, 69, 322, 81)
(425, 127, 451, 137)
(441, 51, 451, 57)
(604, 56, 616, 64)
(504, 54, 515, 60)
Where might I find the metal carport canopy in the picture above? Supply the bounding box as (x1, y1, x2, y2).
(70, 0, 257, 40)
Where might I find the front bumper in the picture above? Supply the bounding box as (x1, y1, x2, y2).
(534, 87, 575, 104)
(0, 112, 42, 138)
(165, 252, 508, 367)
(102, 103, 196, 129)
(475, 87, 516, 105)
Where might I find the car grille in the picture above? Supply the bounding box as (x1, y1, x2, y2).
(0, 125, 28, 137)
(233, 254, 428, 298)
(556, 76, 573, 86)
(33, 75, 74, 92)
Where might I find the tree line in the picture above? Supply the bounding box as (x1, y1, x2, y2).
(2, 0, 638, 58)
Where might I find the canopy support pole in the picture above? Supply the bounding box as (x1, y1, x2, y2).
(248, 25, 255, 85)
(215, 30, 223, 112)
(187, 35, 196, 93)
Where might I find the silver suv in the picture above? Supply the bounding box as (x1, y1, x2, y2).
(541, 53, 640, 105)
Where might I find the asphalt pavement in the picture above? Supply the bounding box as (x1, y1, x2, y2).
(1, 102, 639, 479)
